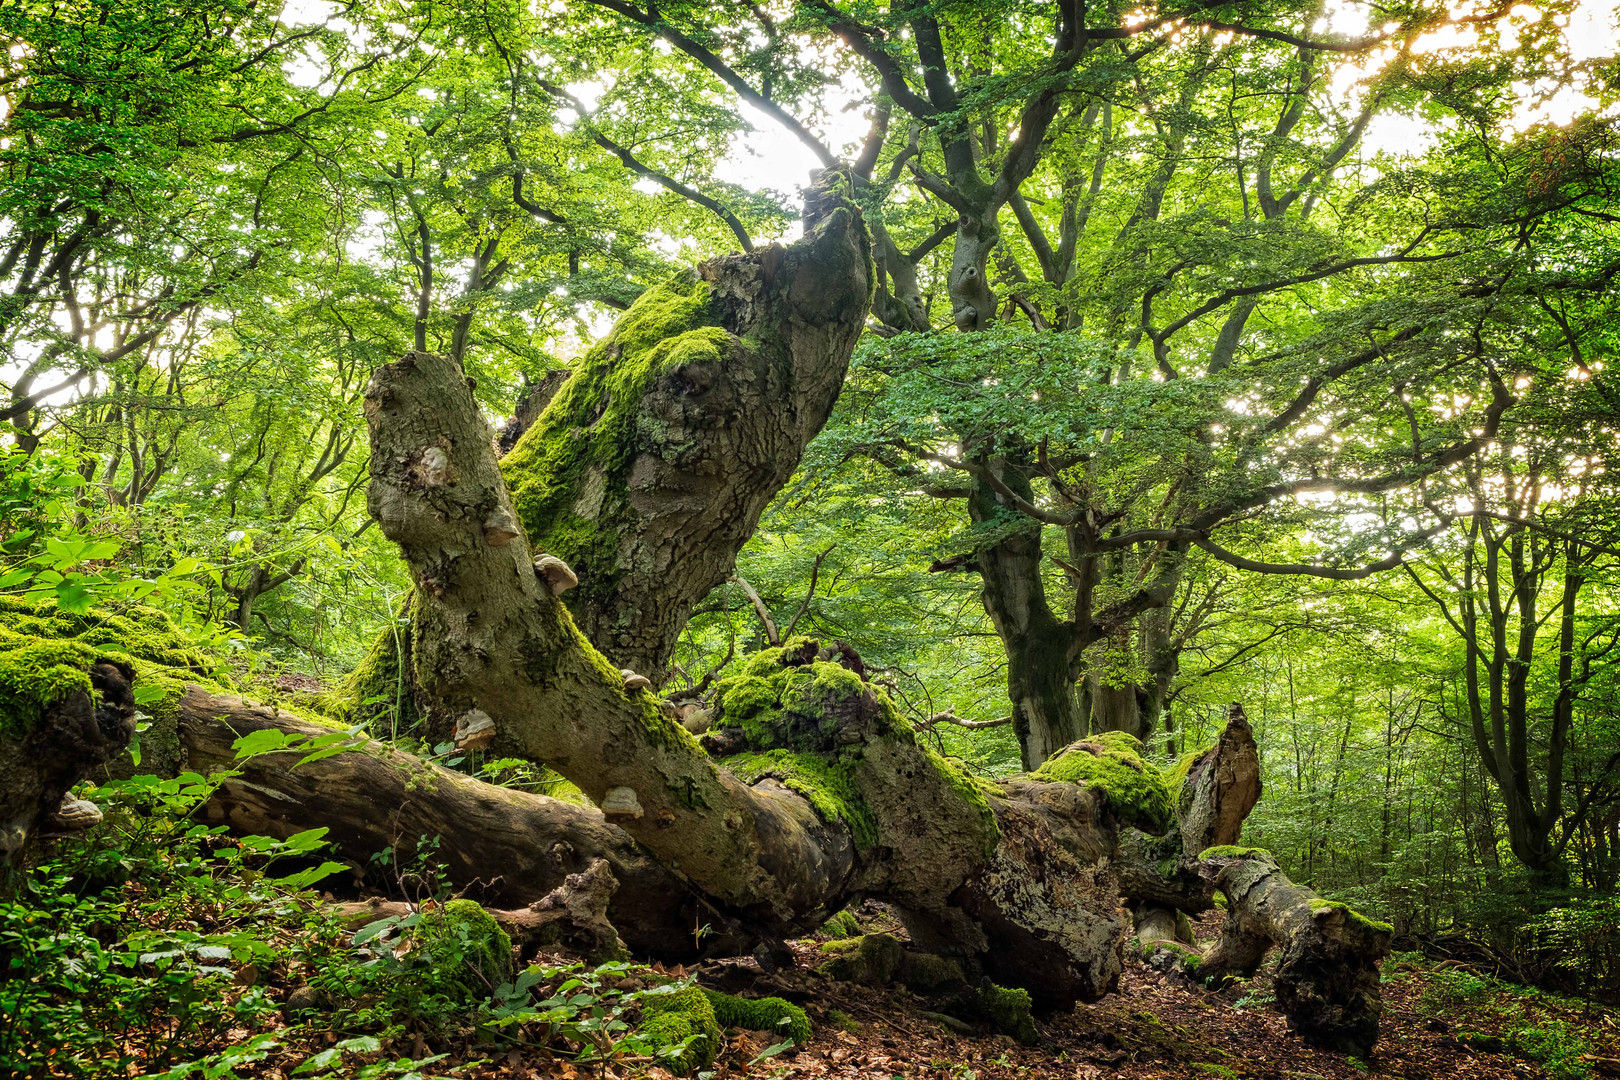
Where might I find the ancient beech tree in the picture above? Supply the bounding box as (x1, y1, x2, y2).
(4, 178, 1391, 1056)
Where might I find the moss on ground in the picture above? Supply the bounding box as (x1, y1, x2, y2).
(639, 984, 721, 1073)
(1032, 734, 1173, 835)
(974, 982, 1038, 1045)
(414, 899, 514, 1002)
(824, 1008, 860, 1033)
(501, 272, 734, 605)
(1143, 939, 1204, 973)
(820, 908, 861, 938)
(703, 989, 811, 1044)
(816, 932, 903, 986)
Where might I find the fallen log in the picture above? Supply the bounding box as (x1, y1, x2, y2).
(175, 687, 738, 957)
(1199, 847, 1393, 1055)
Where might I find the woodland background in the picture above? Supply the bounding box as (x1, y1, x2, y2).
(3, 0, 1620, 1073)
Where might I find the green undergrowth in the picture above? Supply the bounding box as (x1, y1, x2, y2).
(501, 272, 733, 605)
(1032, 731, 1174, 835)
(1, 752, 765, 1078)
(1399, 957, 1606, 1080)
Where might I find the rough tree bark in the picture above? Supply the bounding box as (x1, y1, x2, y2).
(969, 471, 1085, 770)
(174, 687, 738, 957)
(0, 648, 133, 861)
(495, 172, 874, 683)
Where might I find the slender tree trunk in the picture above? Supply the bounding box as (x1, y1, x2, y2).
(969, 469, 1083, 769)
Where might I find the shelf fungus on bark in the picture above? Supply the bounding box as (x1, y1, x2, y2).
(600, 786, 644, 819)
(621, 670, 652, 692)
(483, 507, 522, 547)
(51, 794, 103, 830)
(453, 708, 496, 750)
(534, 555, 577, 596)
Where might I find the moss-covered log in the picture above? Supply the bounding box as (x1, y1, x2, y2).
(172, 686, 733, 957)
(0, 598, 161, 860)
(1198, 848, 1393, 1055)
(358, 192, 1160, 1007)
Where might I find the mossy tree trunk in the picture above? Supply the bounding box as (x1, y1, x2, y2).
(0, 652, 134, 862)
(497, 174, 875, 684)
(356, 195, 1145, 1007)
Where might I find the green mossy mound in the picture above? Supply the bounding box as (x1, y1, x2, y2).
(819, 908, 861, 938)
(1032, 732, 1173, 835)
(1141, 938, 1203, 974)
(639, 984, 721, 1074)
(712, 639, 898, 754)
(1198, 844, 1271, 861)
(0, 596, 228, 763)
(944, 981, 1039, 1044)
(703, 989, 811, 1045)
(816, 932, 903, 986)
(501, 273, 734, 605)
(707, 640, 999, 861)
(414, 899, 514, 1003)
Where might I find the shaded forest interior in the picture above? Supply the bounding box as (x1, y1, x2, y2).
(1, 0, 1618, 1078)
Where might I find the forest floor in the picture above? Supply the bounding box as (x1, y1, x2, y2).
(228, 908, 1619, 1080)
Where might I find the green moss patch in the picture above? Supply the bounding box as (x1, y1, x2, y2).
(414, 899, 513, 1002)
(724, 748, 877, 850)
(816, 932, 902, 986)
(1308, 898, 1395, 938)
(1032, 737, 1173, 835)
(972, 982, 1039, 1045)
(0, 595, 226, 746)
(1198, 845, 1271, 861)
(899, 951, 967, 995)
(638, 984, 721, 1074)
(703, 989, 811, 1044)
(1162, 743, 1214, 809)
(501, 272, 737, 603)
(820, 908, 861, 938)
